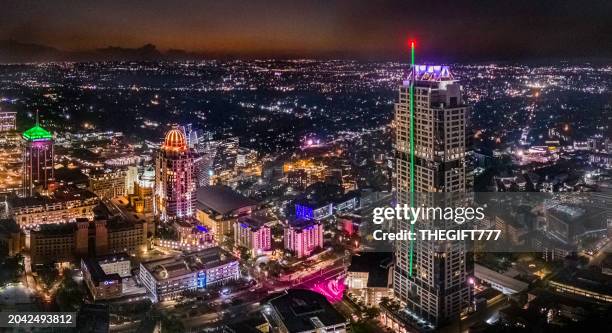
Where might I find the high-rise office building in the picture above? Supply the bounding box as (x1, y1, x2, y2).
(393, 65, 472, 326)
(0, 112, 22, 195)
(194, 152, 214, 187)
(125, 166, 139, 195)
(0, 111, 17, 132)
(154, 126, 195, 221)
(22, 120, 54, 196)
(131, 166, 155, 214)
(88, 169, 127, 200)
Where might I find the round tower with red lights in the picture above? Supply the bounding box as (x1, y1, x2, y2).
(154, 125, 195, 221)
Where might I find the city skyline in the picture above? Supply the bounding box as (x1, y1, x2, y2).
(0, 3, 610, 331)
(0, 58, 609, 331)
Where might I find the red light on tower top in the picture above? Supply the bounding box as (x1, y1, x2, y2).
(407, 39, 416, 49)
(405, 38, 416, 49)
(408, 39, 416, 67)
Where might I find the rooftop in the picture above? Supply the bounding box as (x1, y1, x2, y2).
(475, 263, 529, 294)
(551, 268, 612, 296)
(294, 182, 357, 208)
(286, 218, 321, 230)
(528, 289, 598, 310)
(8, 188, 98, 208)
(30, 222, 76, 235)
(196, 185, 257, 215)
(142, 247, 237, 281)
(162, 127, 187, 151)
(266, 289, 347, 332)
(22, 124, 53, 141)
(96, 252, 130, 264)
(224, 313, 268, 333)
(407, 65, 455, 82)
(348, 252, 392, 288)
(237, 214, 271, 230)
(549, 204, 585, 219)
(82, 258, 122, 283)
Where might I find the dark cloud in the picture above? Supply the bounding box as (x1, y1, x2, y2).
(0, 0, 610, 60)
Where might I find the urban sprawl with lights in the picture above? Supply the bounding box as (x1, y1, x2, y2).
(0, 59, 610, 332)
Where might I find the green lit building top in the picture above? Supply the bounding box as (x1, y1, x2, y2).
(22, 124, 53, 141)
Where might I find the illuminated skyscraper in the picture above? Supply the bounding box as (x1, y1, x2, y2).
(393, 65, 472, 326)
(284, 218, 323, 258)
(154, 126, 196, 221)
(22, 120, 54, 197)
(0, 111, 17, 132)
(0, 111, 21, 195)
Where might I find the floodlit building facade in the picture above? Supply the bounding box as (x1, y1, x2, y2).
(284, 218, 323, 258)
(393, 65, 472, 326)
(22, 122, 54, 196)
(234, 215, 272, 254)
(139, 247, 239, 302)
(8, 189, 98, 229)
(155, 126, 196, 221)
(88, 169, 127, 200)
(28, 218, 147, 264)
(0, 111, 16, 132)
(81, 253, 131, 301)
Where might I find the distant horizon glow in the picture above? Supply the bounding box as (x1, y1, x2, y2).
(1, 1, 610, 61)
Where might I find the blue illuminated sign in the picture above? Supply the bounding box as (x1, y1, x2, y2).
(295, 204, 314, 220)
(197, 271, 206, 288)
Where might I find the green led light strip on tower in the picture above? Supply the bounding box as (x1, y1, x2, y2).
(408, 41, 415, 277)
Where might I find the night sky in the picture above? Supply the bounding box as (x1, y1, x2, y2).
(1, 0, 611, 60)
